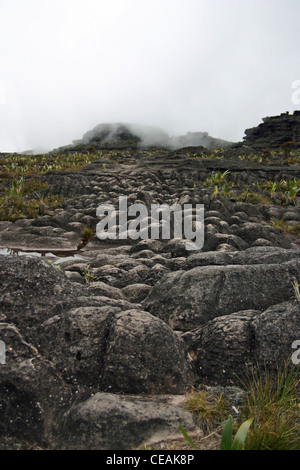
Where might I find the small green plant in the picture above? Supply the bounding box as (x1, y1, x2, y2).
(281, 141, 297, 158)
(204, 170, 232, 198)
(236, 190, 270, 205)
(266, 181, 279, 199)
(204, 169, 230, 186)
(5, 177, 25, 198)
(177, 426, 199, 450)
(279, 179, 300, 205)
(178, 415, 253, 451)
(220, 182, 232, 196)
(270, 216, 284, 229)
(82, 264, 95, 284)
(47, 259, 61, 270)
(81, 227, 94, 242)
(292, 278, 300, 302)
(220, 415, 253, 450)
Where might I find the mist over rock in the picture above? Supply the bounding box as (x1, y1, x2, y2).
(55, 122, 233, 152)
(55, 110, 300, 154)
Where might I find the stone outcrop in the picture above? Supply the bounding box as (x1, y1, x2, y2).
(243, 110, 300, 149)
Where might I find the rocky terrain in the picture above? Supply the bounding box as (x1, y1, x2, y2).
(0, 114, 299, 450)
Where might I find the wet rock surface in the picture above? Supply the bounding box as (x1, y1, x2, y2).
(0, 139, 300, 449)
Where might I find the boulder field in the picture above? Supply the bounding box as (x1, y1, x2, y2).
(0, 144, 299, 449)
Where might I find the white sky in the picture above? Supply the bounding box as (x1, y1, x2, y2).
(0, 0, 299, 152)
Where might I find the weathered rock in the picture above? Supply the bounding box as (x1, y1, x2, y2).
(251, 301, 300, 368)
(0, 256, 84, 346)
(64, 270, 86, 284)
(100, 309, 192, 394)
(42, 305, 121, 389)
(182, 301, 300, 386)
(38, 301, 192, 394)
(86, 281, 125, 299)
(183, 310, 259, 385)
(57, 392, 200, 450)
(161, 238, 199, 257)
(0, 323, 71, 447)
(203, 232, 249, 251)
(183, 251, 234, 270)
(121, 283, 152, 302)
(231, 246, 300, 265)
(0, 224, 79, 251)
(234, 222, 287, 246)
(143, 259, 300, 330)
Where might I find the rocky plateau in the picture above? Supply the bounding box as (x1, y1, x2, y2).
(0, 114, 299, 450)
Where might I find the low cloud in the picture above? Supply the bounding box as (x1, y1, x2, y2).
(0, 0, 299, 152)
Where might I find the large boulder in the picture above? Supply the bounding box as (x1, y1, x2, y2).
(182, 301, 300, 386)
(251, 301, 300, 368)
(42, 306, 192, 394)
(0, 255, 85, 348)
(0, 255, 192, 395)
(0, 219, 80, 251)
(183, 310, 260, 386)
(0, 323, 71, 447)
(99, 309, 192, 394)
(143, 258, 300, 331)
(57, 392, 199, 450)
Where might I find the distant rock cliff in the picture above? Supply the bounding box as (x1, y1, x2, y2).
(243, 110, 300, 149)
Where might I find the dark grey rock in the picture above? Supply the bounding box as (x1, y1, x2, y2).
(57, 392, 199, 450)
(121, 283, 152, 302)
(0, 322, 71, 447)
(203, 232, 249, 251)
(100, 309, 193, 394)
(234, 222, 285, 246)
(143, 259, 300, 331)
(231, 246, 300, 265)
(86, 281, 125, 299)
(0, 255, 84, 347)
(252, 301, 300, 368)
(182, 300, 300, 386)
(185, 310, 259, 385)
(42, 305, 121, 389)
(183, 251, 234, 270)
(64, 270, 86, 284)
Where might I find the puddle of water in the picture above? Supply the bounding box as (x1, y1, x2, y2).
(0, 247, 86, 264)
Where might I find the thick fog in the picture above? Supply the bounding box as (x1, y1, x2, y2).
(0, 0, 299, 152)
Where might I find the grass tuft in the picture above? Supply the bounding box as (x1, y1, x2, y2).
(238, 361, 300, 450)
(182, 389, 227, 434)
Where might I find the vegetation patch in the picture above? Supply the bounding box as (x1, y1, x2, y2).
(0, 151, 103, 222)
(182, 389, 227, 434)
(238, 362, 300, 450)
